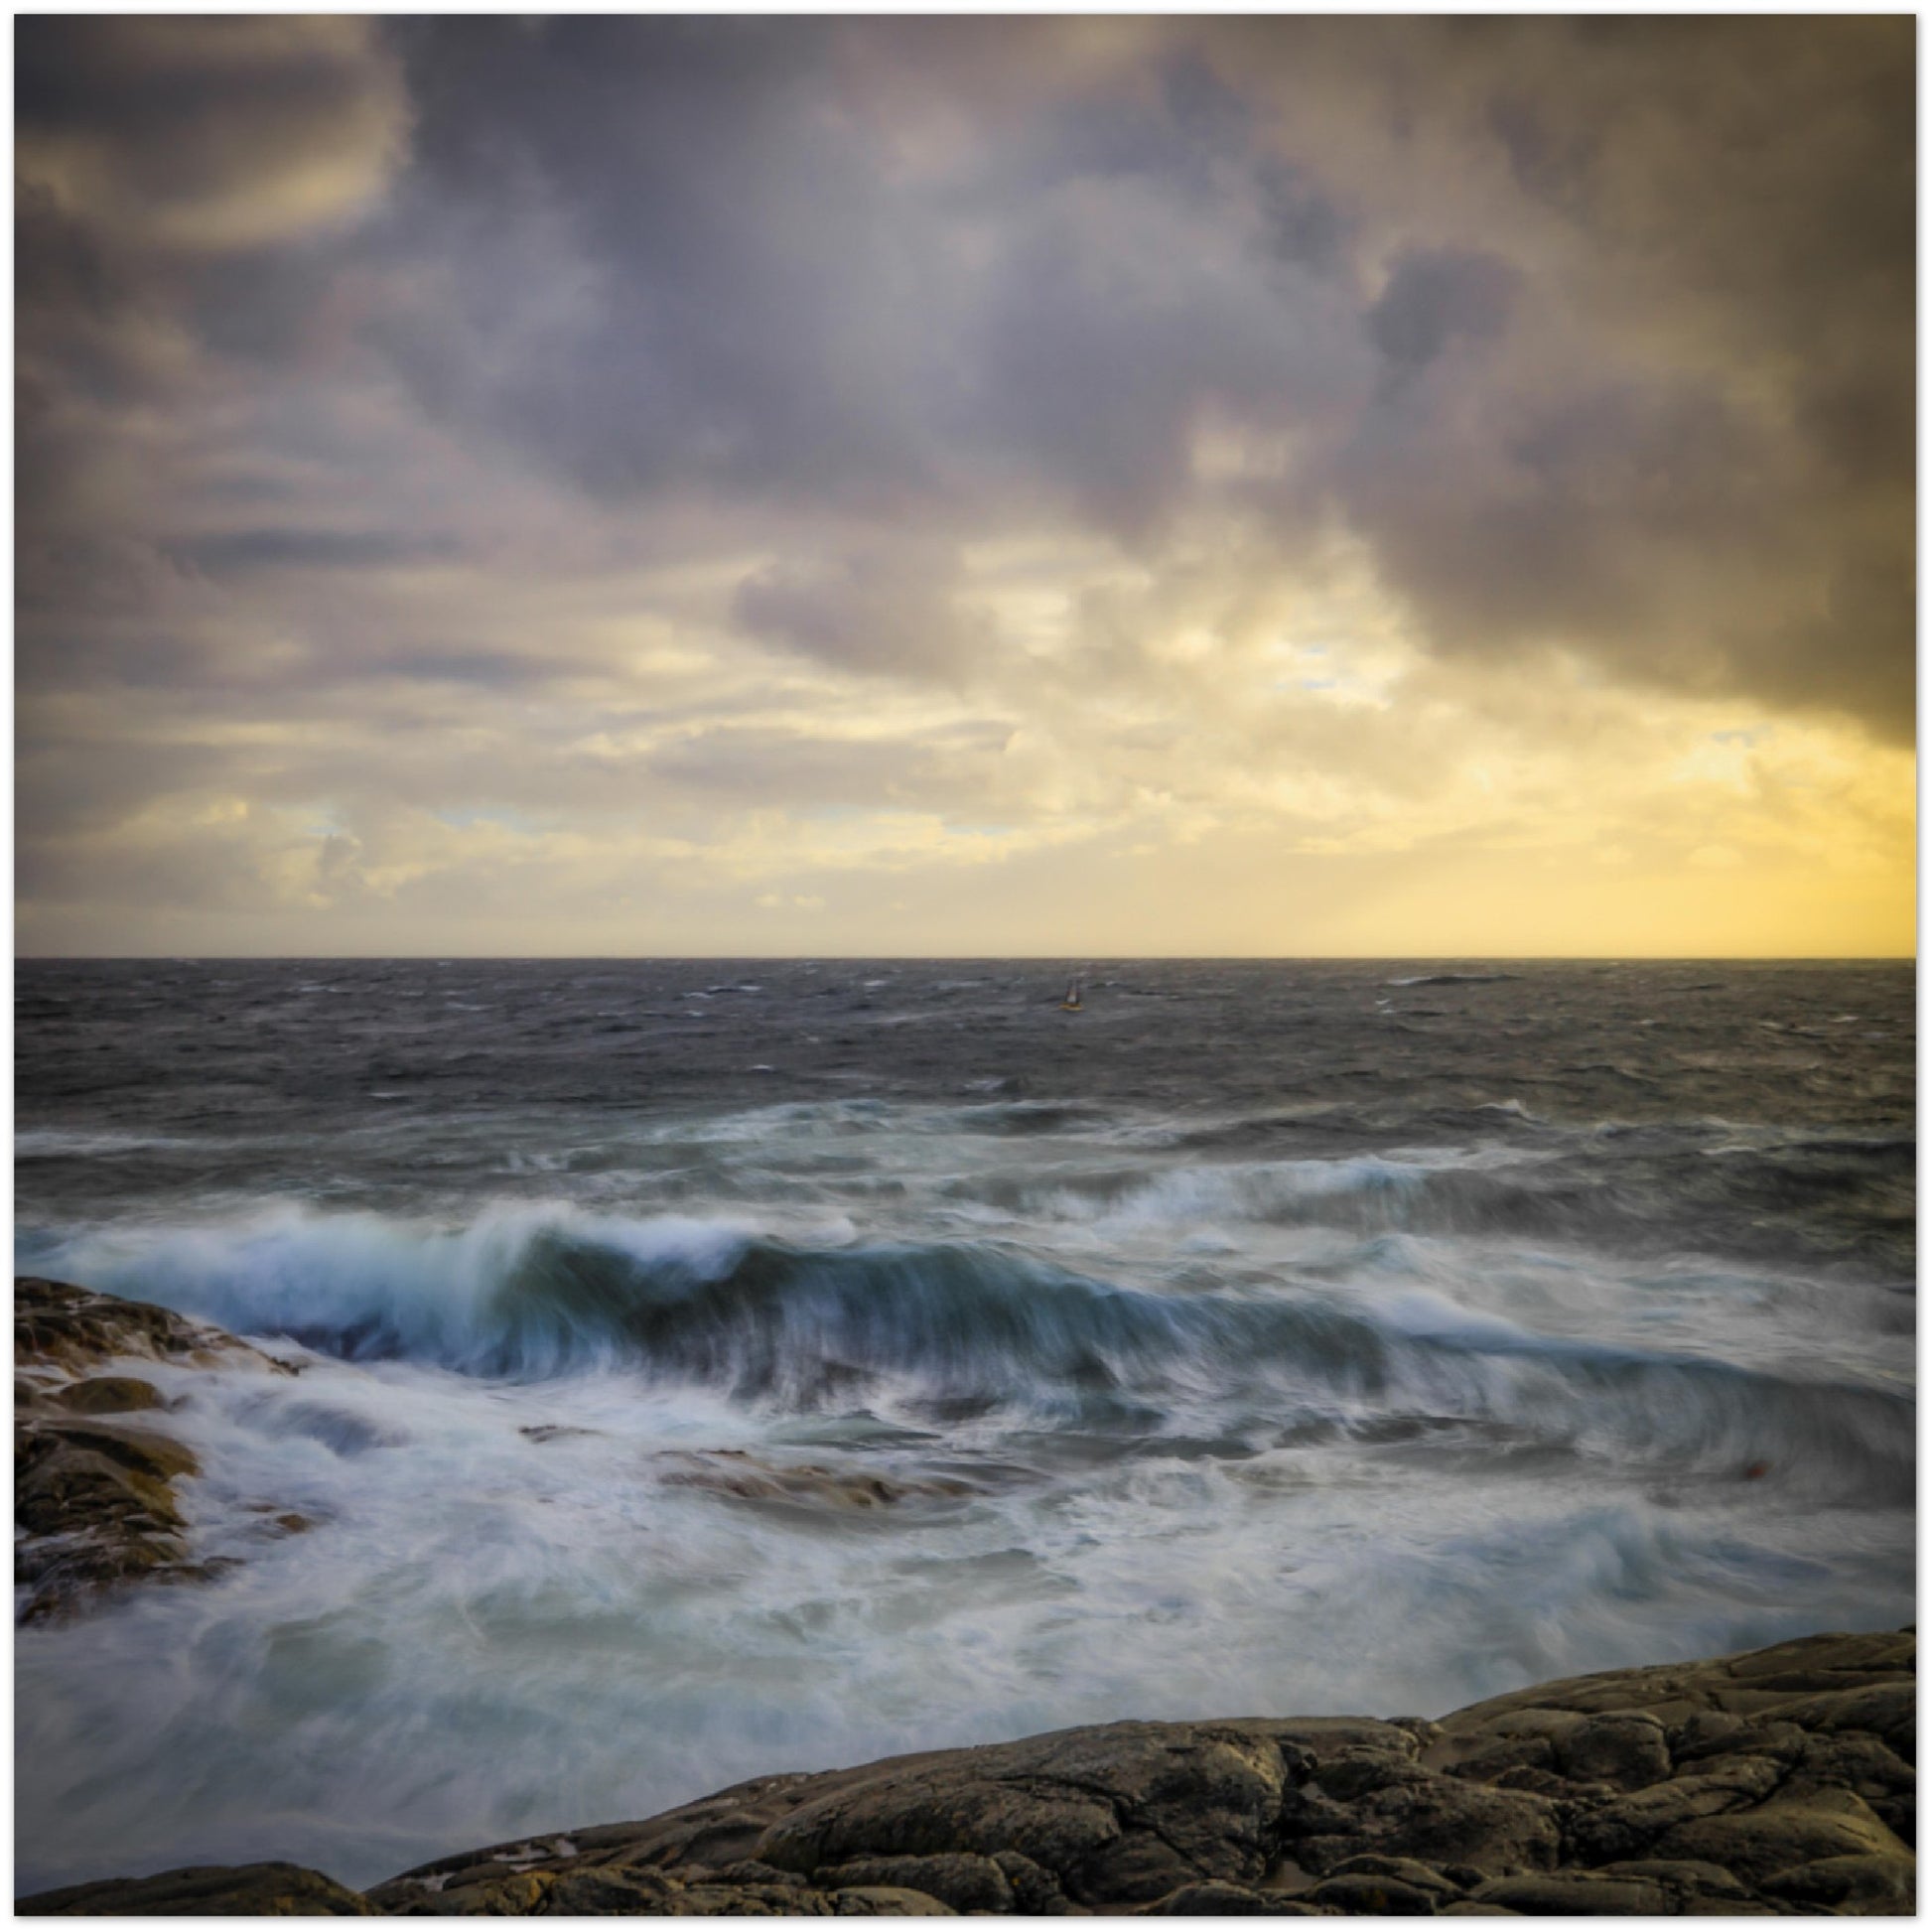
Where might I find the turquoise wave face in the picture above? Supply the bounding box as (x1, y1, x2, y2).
(28, 1202, 1915, 1506)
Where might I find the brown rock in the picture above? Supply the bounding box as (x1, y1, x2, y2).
(50, 1376, 165, 1416)
(1657, 1787, 1910, 1882)
(656, 1449, 978, 1513)
(1308, 1870, 1440, 1912)
(1470, 1872, 1669, 1914)
(1759, 1852, 1916, 1913)
(752, 1720, 1296, 1906)
(1442, 1734, 1556, 1784)
(534, 1866, 683, 1913)
(1141, 1880, 1310, 1913)
(1321, 1854, 1463, 1900)
(17, 1861, 368, 1915)
(16, 1277, 290, 1378)
(1555, 1713, 1671, 1790)
(15, 1278, 298, 1624)
(814, 1855, 1012, 1912)
(1566, 1755, 1783, 1864)
(1590, 1857, 1751, 1898)
(14, 1419, 210, 1624)
(1304, 1772, 1562, 1878)
(823, 1886, 955, 1914)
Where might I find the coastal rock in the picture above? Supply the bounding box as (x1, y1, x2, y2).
(15, 1277, 291, 1624)
(1307, 1869, 1443, 1912)
(1556, 1713, 1672, 1790)
(1140, 1879, 1304, 1912)
(16, 1277, 292, 1379)
(1759, 1852, 1917, 1911)
(1654, 1787, 1910, 1881)
(49, 1375, 166, 1416)
(749, 1719, 1296, 1901)
(655, 1449, 979, 1513)
(19, 1862, 368, 1915)
(1468, 1872, 1669, 1914)
(813, 1854, 1014, 1912)
(18, 1627, 1915, 1915)
(15, 1416, 214, 1624)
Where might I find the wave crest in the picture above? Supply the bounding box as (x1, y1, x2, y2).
(27, 1205, 1914, 1505)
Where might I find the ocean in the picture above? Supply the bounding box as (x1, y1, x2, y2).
(13, 957, 1916, 1893)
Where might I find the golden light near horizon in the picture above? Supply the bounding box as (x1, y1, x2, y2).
(16, 17, 1914, 958)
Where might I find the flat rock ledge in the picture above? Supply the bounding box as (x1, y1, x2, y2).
(15, 1277, 295, 1624)
(19, 1627, 1913, 1916)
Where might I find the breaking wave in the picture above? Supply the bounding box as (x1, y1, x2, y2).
(31, 1204, 1913, 1503)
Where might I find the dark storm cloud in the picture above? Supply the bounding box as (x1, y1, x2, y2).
(1255, 159, 1348, 273)
(169, 528, 461, 577)
(356, 14, 1911, 731)
(1366, 247, 1518, 375)
(13, 13, 1916, 948)
(15, 15, 404, 248)
(370, 16, 938, 506)
(361, 16, 1374, 535)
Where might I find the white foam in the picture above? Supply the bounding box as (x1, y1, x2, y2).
(14, 1335, 1910, 1896)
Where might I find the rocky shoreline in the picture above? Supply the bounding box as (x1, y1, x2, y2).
(15, 1281, 1916, 1916)
(15, 1277, 305, 1624)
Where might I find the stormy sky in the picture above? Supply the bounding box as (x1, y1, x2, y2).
(16, 16, 1915, 956)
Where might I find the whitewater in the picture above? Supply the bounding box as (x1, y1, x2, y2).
(13, 958, 1915, 1893)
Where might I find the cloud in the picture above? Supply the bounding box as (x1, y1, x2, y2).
(169, 528, 461, 577)
(734, 545, 995, 680)
(12, 16, 1914, 954)
(1366, 246, 1518, 374)
(16, 17, 406, 251)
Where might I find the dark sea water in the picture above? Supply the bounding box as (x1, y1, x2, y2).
(13, 958, 1917, 1891)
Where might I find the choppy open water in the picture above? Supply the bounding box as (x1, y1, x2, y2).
(14, 958, 1916, 1892)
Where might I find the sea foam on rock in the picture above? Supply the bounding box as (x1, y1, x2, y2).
(12, 1284, 1916, 1914)
(21, 1627, 1914, 1916)
(14, 1277, 297, 1624)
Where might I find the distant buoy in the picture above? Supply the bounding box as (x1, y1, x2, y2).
(1743, 1460, 1770, 1480)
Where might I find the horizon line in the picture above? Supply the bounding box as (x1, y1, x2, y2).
(12, 952, 1917, 966)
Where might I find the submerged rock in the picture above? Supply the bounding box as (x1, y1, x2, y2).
(655, 1449, 980, 1513)
(33, 1626, 1903, 1917)
(9, 1291, 1915, 1925)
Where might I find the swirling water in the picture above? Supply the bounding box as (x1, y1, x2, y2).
(13, 958, 1915, 1891)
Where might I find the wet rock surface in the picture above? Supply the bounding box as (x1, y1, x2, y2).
(15, 1277, 291, 1624)
(20, 1628, 1912, 1915)
(654, 1449, 982, 1514)
(17, 1277, 292, 1379)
